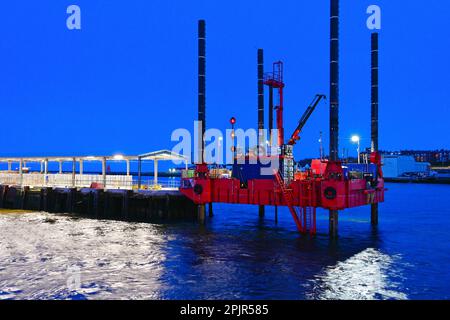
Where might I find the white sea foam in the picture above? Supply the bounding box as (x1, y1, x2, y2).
(306, 248, 408, 300)
(0, 212, 167, 299)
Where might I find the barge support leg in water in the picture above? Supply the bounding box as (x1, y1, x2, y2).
(259, 206, 265, 218)
(274, 206, 278, 224)
(329, 210, 338, 238)
(371, 32, 379, 226)
(329, 0, 340, 238)
(208, 202, 213, 217)
(198, 204, 206, 224)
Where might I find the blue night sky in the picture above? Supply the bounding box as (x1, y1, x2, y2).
(1, 1, 449, 163)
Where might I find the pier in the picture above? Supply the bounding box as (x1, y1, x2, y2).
(0, 150, 197, 222)
(0, 150, 187, 190)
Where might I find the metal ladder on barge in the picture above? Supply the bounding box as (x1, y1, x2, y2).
(274, 171, 316, 235)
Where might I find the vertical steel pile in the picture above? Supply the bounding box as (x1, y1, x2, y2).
(258, 49, 265, 148)
(198, 20, 206, 163)
(257, 49, 265, 217)
(197, 20, 207, 223)
(329, 0, 340, 238)
(371, 32, 379, 225)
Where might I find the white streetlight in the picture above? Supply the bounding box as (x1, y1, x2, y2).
(113, 154, 124, 161)
(351, 135, 361, 164)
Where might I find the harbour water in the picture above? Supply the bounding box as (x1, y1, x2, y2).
(0, 183, 449, 300)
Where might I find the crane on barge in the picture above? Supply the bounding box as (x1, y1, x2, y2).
(287, 94, 327, 146)
(180, 1, 385, 237)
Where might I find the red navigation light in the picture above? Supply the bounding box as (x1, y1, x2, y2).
(230, 117, 236, 125)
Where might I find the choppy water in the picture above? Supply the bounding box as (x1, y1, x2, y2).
(1, 183, 449, 300)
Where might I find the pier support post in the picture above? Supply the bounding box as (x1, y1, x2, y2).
(93, 190, 102, 218)
(72, 158, 76, 188)
(39, 188, 45, 211)
(197, 204, 206, 224)
(165, 194, 171, 219)
(154, 160, 158, 187)
(44, 159, 48, 186)
(15, 187, 23, 209)
(87, 191, 94, 216)
(137, 156, 142, 189)
(59, 161, 63, 174)
(21, 186, 29, 209)
(45, 187, 53, 212)
(104, 191, 110, 217)
(39, 187, 50, 212)
(67, 188, 76, 213)
(79, 160, 83, 176)
(258, 205, 265, 218)
(54, 190, 61, 212)
(208, 202, 213, 217)
(19, 159, 23, 189)
(122, 190, 132, 220)
(0, 185, 8, 208)
(329, 210, 338, 238)
(102, 157, 107, 189)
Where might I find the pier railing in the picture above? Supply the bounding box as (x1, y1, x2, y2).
(0, 173, 181, 191)
(0, 173, 133, 190)
(132, 177, 180, 190)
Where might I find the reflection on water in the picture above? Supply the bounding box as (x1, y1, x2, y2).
(0, 210, 407, 300)
(0, 212, 167, 300)
(306, 248, 407, 300)
(1, 183, 450, 300)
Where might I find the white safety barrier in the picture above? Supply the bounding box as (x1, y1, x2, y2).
(0, 173, 133, 190)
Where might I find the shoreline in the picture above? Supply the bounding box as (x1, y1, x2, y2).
(385, 178, 450, 185)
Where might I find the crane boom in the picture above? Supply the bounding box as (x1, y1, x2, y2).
(287, 94, 327, 145)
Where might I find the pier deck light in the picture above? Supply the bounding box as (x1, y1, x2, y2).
(351, 135, 360, 143)
(113, 154, 124, 160)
